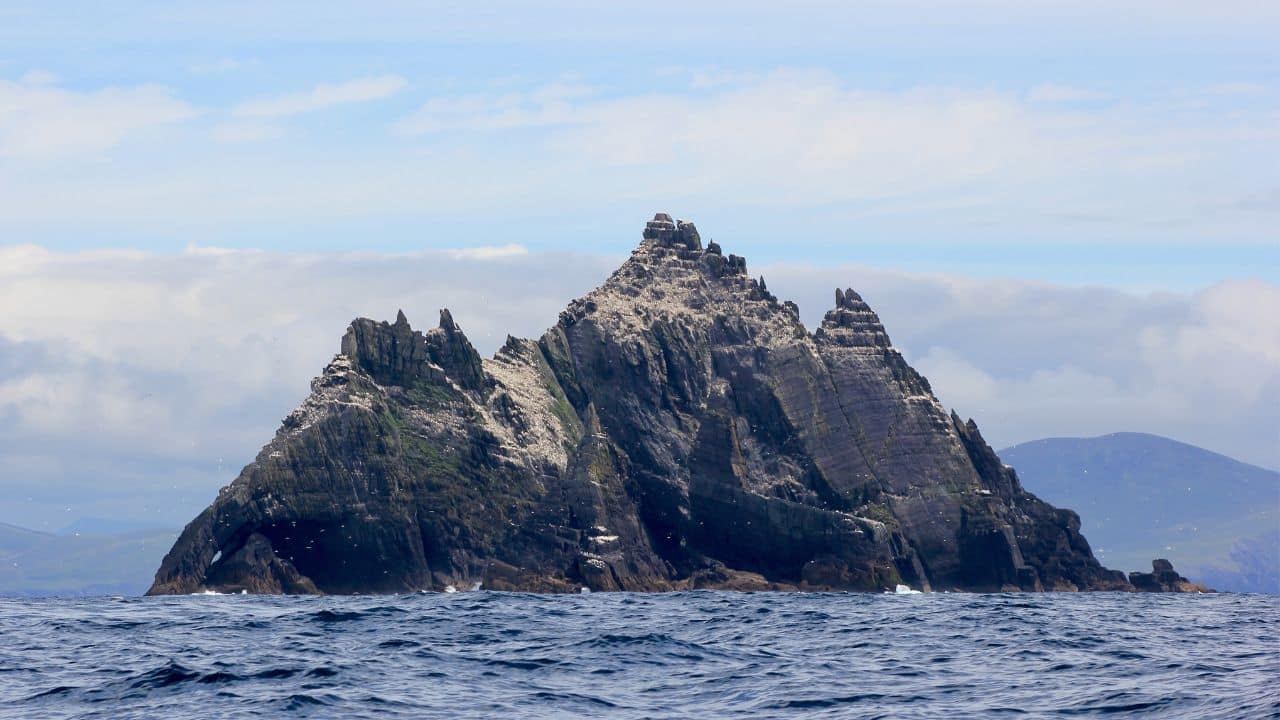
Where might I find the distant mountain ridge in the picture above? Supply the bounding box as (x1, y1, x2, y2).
(1, 522, 178, 597)
(1000, 432, 1279, 593)
(56, 517, 168, 537)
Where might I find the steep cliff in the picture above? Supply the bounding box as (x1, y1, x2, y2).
(150, 214, 1163, 595)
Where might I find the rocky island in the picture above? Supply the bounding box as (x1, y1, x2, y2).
(149, 215, 1204, 595)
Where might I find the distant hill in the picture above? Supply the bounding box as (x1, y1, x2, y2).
(56, 516, 168, 537)
(0, 522, 51, 554)
(1000, 433, 1279, 593)
(0, 522, 178, 596)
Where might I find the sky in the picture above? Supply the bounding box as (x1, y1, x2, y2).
(0, 1, 1277, 530)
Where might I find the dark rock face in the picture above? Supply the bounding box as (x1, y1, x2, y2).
(1129, 559, 1211, 593)
(150, 214, 1168, 595)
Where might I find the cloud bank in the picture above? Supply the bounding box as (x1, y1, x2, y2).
(0, 78, 197, 159)
(232, 75, 407, 118)
(1, 70, 1274, 262)
(1, 245, 1275, 530)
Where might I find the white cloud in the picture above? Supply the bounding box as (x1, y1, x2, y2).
(556, 74, 1042, 197)
(232, 74, 407, 118)
(368, 70, 1276, 226)
(440, 244, 530, 260)
(1, 71, 1274, 246)
(393, 82, 592, 134)
(0, 78, 197, 159)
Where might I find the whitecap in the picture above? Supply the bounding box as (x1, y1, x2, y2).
(443, 585, 457, 593)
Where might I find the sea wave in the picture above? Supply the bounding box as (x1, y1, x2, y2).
(0, 592, 1275, 718)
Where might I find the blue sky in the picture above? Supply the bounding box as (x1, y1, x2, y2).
(1, 2, 1278, 529)
(1, 0, 1277, 287)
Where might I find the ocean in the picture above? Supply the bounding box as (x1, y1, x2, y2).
(1, 591, 1275, 718)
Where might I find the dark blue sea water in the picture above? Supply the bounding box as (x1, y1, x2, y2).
(1, 592, 1276, 719)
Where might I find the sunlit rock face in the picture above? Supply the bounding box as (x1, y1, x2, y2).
(149, 214, 1145, 596)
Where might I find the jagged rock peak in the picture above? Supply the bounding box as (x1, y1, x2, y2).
(425, 308, 487, 391)
(338, 307, 486, 392)
(834, 287, 867, 309)
(341, 312, 437, 387)
(557, 216, 777, 332)
(643, 211, 702, 251)
(632, 214, 752, 282)
(818, 287, 891, 348)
